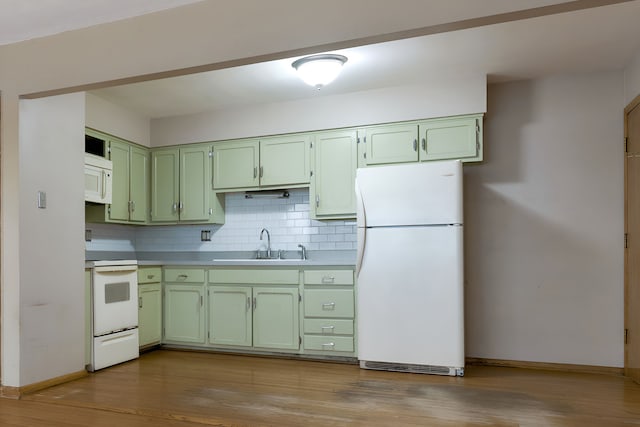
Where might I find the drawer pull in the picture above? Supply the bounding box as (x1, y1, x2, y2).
(321, 325, 335, 334)
(147, 274, 155, 279)
(322, 302, 336, 310)
(321, 276, 335, 284)
(177, 274, 188, 280)
(321, 342, 336, 350)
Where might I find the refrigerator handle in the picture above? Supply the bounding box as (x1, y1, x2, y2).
(355, 177, 365, 228)
(356, 227, 366, 278)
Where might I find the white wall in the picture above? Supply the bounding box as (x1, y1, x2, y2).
(465, 71, 624, 367)
(17, 93, 86, 385)
(85, 93, 150, 146)
(151, 74, 486, 146)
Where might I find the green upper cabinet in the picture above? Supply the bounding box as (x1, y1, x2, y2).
(85, 129, 150, 224)
(419, 115, 482, 162)
(364, 124, 419, 165)
(212, 139, 259, 190)
(151, 144, 224, 224)
(361, 114, 483, 166)
(151, 148, 180, 222)
(310, 130, 358, 219)
(259, 134, 310, 187)
(212, 135, 310, 191)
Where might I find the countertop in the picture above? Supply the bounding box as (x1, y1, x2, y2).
(85, 250, 356, 268)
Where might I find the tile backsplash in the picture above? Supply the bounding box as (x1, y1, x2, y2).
(86, 189, 356, 253)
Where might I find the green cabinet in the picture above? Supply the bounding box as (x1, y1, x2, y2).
(362, 114, 483, 165)
(138, 266, 162, 348)
(85, 129, 149, 224)
(212, 134, 310, 191)
(302, 269, 356, 356)
(163, 268, 206, 344)
(151, 144, 224, 224)
(208, 269, 300, 351)
(207, 285, 252, 347)
(310, 130, 358, 219)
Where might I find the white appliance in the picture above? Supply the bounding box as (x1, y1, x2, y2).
(89, 260, 139, 371)
(355, 160, 464, 376)
(84, 153, 113, 204)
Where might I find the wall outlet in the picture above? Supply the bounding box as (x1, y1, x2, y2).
(201, 230, 211, 241)
(85, 229, 92, 242)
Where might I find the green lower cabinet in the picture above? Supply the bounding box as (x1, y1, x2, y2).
(207, 285, 300, 351)
(163, 283, 205, 344)
(252, 287, 299, 350)
(138, 283, 162, 347)
(208, 286, 252, 347)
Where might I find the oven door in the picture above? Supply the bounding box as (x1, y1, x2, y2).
(93, 265, 138, 336)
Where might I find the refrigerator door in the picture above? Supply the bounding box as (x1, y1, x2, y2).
(357, 225, 464, 368)
(355, 160, 462, 227)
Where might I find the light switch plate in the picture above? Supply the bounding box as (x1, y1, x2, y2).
(37, 191, 47, 209)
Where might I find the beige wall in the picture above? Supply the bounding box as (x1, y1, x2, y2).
(624, 50, 640, 106)
(86, 93, 150, 146)
(466, 71, 624, 367)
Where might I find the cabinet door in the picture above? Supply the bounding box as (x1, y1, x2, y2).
(419, 115, 481, 161)
(163, 284, 205, 343)
(108, 139, 131, 222)
(259, 134, 310, 187)
(129, 145, 149, 223)
(364, 124, 419, 165)
(180, 145, 211, 221)
(138, 283, 161, 347)
(208, 286, 252, 347)
(253, 287, 299, 350)
(212, 140, 259, 190)
(151, 148, 179, 222)
(312, 130, 357, 217)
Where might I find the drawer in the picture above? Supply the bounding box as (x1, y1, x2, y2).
(304, 289, 354, 318)
(304, 335, 354, 352)
(138, 267, 162, 284)
(209, 269, 298, 285)
(304, 270, 353, 285)
(304, 318, 354, 335)
(164, 268, 205, 283)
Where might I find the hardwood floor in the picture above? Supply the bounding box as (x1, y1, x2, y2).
(1, 350, 638, 426)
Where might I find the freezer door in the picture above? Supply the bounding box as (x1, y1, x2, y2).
(355, 160, 462, 227)
(357, 225, 464, 368)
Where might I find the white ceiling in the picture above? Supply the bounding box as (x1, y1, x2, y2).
(2, 1, 639, 119)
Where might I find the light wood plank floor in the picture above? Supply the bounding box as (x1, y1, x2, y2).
(2, 350, 638, 426)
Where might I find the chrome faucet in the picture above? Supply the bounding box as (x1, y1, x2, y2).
(298, 244, 307, 260)
(260, 228, 271, 258)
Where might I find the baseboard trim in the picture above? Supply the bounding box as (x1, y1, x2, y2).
(466, 357, 624, 376)
(1, 370, 88, 399)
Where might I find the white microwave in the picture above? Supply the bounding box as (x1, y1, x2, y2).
(85, 154, 113, 204)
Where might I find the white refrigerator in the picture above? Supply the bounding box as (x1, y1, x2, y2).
(355, 160, 464, 376)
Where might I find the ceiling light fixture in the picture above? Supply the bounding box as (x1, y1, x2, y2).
(291, 54, 348, 89)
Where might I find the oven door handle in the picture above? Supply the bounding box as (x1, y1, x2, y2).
(94, 265, 138, 273)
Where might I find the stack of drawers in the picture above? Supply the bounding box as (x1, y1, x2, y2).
(302, 269, 355, 355)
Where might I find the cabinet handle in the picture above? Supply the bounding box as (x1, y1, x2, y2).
(316, 195, 320, 208)
(259, 166, 264, 178)
(253, 167, 257, 179)
(421, 138, 426, 151)
(246, 296, 251, 311)
(321, 325, 335, 334)
(321, 275, 335, 284)
(131, 200, 135, 212)
(200, 296, 203, 307)
(413, 139, 418, 152)
(321, 342, 336, 350)
(179, 202, 184, 212)
(172, 202, 178, 213)
(138, 296, 143, 309)
(253, 297, 257, 310)
(322, 302, 336, 310)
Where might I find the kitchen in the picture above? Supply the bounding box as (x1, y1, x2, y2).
(1, 0, 639, 412)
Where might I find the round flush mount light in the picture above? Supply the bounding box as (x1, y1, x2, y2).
(291, 54, 348, 89)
